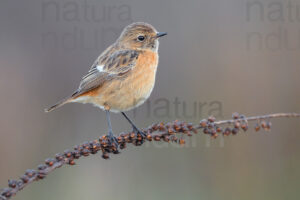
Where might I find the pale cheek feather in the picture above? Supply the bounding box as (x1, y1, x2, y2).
(153, 40, 159, 53)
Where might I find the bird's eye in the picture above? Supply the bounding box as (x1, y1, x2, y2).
(137, 35, 145, 41)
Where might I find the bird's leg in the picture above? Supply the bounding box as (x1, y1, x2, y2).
(105, 109, 118, 149)
(121, 112, 146, 138)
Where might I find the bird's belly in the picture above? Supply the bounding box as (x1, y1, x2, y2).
(91, 51, 158, 112)
(104, 71, 155, 112)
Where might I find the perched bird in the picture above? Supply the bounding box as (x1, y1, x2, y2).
(45, 22, 167, 148)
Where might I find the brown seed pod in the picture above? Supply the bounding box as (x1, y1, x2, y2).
(20, 175, 29, 183)
(208, 116, 216, 122)
(91, 142, 100, 150)
(146, 134, 152, 141)
(158, 123, 166, 131)
(101, 142, 108, 148)
(45, 158, 55, 166)
(223, 128, 231, 136)
(241, 124, 248, 131)
(207, 122, 214, 129)
(203, 127, 210, 134)
(123, 135, 129, 141)
(82, 149, 90, 157)
(187, 123, 194, 130)
(37, 171, 47, 179)
(232, 128, 239, 135)
(151, 123, 159, 131)
(211, 128, 217, 135)
(130, 133, 136, 139)
(167, 128, 174, 134)
(261, 121, 267, 129)
(72, 150, 81, 159)
(37, 164, 47, 171)
(211, 133, 218, 139)
(173, 123, 181, 131)
(191, 128, 198, 134)
(69, 160, 76, 165)
(100, 136, 106, 143)
(117, 136, 123, 143)
(232, 112, 239, 119)
(64, 150, 72, 158)
(82, 142, 90, 149)
(102, 153, 109, 159)
(266, 122, 272, 130)
(199, 119, 207, 127)
(234, 121, 240, 128)
(25, 169, 36, 178)
(154, 135, 161, 141)
(1, 188, 12, 198)
(179, 139, 185, 145)
(255, 123, 260, 131)
(8, 180, 17, 188)
(112, 145, 119, 153)
(172, 136, 178, 142)
(163, 136, 170, 142)
(120, 143, 126, 149)
(226, 129, 231, 136)
(55, 153, 64, 161)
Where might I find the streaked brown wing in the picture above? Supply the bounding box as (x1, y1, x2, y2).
(102, 50, 139, 74)
(91, 49, 139, 74)
(72, 49, 139, 97)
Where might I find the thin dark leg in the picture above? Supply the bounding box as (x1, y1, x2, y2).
(121, 112, 146, 137)
(105, 110, 118, 148)
(105, 110, 113, 136)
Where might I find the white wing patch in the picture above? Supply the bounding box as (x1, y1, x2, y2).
(96, 65, 104, 72)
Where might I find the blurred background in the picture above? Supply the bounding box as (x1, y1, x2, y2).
(0, 0, 300, 199)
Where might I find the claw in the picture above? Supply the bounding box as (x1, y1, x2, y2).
(133, 127, 146, 138)
(131, 128, 146, 146)
(107, 132, 119, 150)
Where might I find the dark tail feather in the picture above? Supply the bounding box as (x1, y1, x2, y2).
(44, 97, 72, 112)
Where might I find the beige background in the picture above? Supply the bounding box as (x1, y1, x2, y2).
(0, 0, 300, 199)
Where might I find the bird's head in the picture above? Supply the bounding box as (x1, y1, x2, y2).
(117, 22, 167, 52)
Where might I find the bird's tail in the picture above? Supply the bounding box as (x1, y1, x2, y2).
(44, 96, 72, 113)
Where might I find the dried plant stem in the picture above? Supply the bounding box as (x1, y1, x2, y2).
(214, 113, 300, 125)
(1, 112, 299, 200)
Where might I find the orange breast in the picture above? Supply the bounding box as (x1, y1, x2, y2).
(83, 50, 158, 112)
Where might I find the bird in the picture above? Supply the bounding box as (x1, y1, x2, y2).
(45, 22, 167, 148)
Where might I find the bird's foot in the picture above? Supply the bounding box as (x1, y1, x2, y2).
(106, 132, 119, 153)
(133, 127, 146, 138)
(131, 127, 147, 146)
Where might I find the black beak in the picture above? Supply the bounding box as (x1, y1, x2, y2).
(156, 32, 167, 38)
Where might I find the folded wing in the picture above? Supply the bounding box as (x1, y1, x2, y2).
(73, 49, 139, 98)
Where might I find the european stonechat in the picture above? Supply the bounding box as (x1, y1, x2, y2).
(45, 22, 167, 148)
